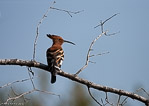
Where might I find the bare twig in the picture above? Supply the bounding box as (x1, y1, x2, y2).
(89, 51, 110, 57)
(94, 13, 120, 36)
(0, 76, 38, 89)
(50, 7, 84, 17)
(27, 67, 35, 89)
(94, 13, 120, 29)
(120, 96, 128, 106)
(100, 98, 105, 106)
(117, 95, 121, 106)
(4, 88, 59, 104)
(10, 87, 30, 103)
(87, 86, 102, 106)
(105, 31, 120, 36)
(88, 61, 96, 64)
(35, 89, 60, 98)
(32, 1, 56, 61)
(5, 89, 35, 104)
(105, 92, 113, 106)
(75, 31, 108, 76)
(137, 88, 149, 97)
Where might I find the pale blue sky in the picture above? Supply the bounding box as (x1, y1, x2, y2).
(0, 0, 149, 106)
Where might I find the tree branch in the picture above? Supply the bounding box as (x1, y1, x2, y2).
(87, 86, 102, 106)
(50, 7, 84, 17)
(33, 1, 56, 61)
(137, 88, 149, 97)
(0, 59, 149, 105)
(94, 13, 120, 36)
(4, 88, 59, 104)
(75, 31, 107, 76)
(0, 76, 38, 89)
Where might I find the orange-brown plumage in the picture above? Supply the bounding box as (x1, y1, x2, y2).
(48, 35, 64, 46)
(46, 34, 75, 83)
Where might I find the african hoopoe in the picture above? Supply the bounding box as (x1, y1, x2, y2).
(46, 34, 75, 83)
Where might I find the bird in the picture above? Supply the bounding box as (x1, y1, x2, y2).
(46, 34, 75, 84)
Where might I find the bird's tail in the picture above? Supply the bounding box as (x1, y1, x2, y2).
(50, 65, 60, 84)
(51, 74, 56, 83)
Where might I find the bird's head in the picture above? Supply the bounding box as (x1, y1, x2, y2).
(47, 34, 75, 45)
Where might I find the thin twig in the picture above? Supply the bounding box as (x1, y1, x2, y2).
(50, 7, 84, 17)
(105, 92, 113, 106)
(120, 96, 128, 106)
(11, 87, 18, 96)
(5, 89, 35, 104)
(0, 76, 38, 88)
(94, 13, 120, 37)
(35, 89, 60, 98)
(89, 61, 96, 64)
(32, 1, 56, 61)
(10, 87, 30, 103)
(89, 51, 110, 57)
(87, 86, 102, 106)
(27, 67, 35, 89)
(4, 88, 60, 104)
(105, 31, 120, 36)
(137, 88, 149, 97)
(117, 95, 121, 106)
(100, 98, 104, 105)
(75, 31, 107, 76)
(94, 13, 120, 29)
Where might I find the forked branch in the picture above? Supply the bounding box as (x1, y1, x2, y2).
(94, 13, 120, 36)
(75, 31, 108, 76)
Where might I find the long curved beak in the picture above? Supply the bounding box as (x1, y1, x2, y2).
(64, 40, 75, 45)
